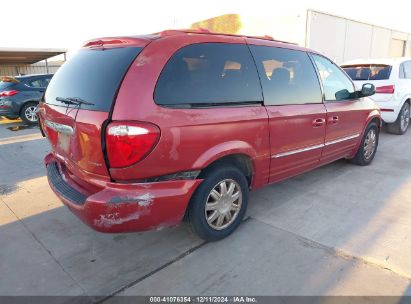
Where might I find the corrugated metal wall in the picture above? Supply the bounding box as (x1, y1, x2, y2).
(307, 10, 411, 63)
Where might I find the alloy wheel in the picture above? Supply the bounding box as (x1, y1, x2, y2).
(400, 103, 410, 132)
(24, 105, 38, 122)
(204, 179, 242, 230)
(363, 129, 377, 160)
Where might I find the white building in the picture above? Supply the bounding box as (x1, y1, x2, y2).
(191, 10, 411, 64)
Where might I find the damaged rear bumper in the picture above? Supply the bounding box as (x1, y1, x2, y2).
(45, 153, 202, 233)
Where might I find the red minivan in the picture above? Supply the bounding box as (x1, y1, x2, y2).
(38, 30, 381, 241)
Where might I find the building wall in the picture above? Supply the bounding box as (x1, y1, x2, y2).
(189, 11, 411, 65)
(306, 10, 411, 63)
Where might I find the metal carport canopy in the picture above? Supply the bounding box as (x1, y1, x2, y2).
(0, 47, 67, 64)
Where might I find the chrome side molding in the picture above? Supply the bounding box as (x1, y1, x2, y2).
(324, 133, 360, 146)
(272, 144, 324, 158)
(272, 133, 360, 158)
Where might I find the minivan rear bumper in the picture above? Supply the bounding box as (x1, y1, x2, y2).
(45, 153, 202, 233)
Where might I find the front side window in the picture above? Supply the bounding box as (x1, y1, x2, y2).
(312, 54, 355, 101)
(154, 43, 263, 105)
(249, 46, 322, 106)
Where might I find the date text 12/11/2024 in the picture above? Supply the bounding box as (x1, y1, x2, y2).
(149, 296, 258, 303)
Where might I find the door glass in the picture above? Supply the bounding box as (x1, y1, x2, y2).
(312, 54, 355, 101)
(249, 45, 322, 105)
(155, 43, 263, 105)
(43, 77, 52, 87)
(27, 79, 44, 88)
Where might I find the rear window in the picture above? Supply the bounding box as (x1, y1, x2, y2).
(342, 64, 392, 80)
(45, 47, 142, 111)
(0, 77, 19, 90)
(154, 43, 263, 106)
(0, 82, 15, 90)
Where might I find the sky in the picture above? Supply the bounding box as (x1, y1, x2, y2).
(2, 0, 411, 52)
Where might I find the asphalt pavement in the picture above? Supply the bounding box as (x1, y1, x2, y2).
(1, 117, 411, 302)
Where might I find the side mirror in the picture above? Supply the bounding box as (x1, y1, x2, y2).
(359, 83, 375, 97)
(335, 89, 351, 101)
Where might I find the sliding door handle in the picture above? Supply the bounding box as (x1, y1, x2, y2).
(312, 118, 326, 127)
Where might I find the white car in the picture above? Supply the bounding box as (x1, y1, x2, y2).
(341, 58, 411, 134)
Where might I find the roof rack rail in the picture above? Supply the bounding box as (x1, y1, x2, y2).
(155, 29, 297, 45)
(157, 28, 211, 36)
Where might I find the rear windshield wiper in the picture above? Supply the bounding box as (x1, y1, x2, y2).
(56, 97, 95, 106)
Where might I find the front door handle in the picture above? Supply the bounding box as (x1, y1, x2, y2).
(312, 118, 326, 127)
(328, 116, 339, 124)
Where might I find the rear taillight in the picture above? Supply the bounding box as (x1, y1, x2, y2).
(375, 85, 395, 94)
(0, 90, 19, 97)
(106, 122, 160, 168)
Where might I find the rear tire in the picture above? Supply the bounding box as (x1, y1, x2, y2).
(350, 122, 379, 166)
(20, 102, 38, 125)
(387, 102, 410, 135)
(187, 165, 249, 241)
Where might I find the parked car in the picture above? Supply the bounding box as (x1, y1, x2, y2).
(0, 74, 53, 124)
(341, 58, 411, 135)
(38, 30, 381, 241)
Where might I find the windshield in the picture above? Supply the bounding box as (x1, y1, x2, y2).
(44, 47, 142, 111)
(342, 64, 392, 81)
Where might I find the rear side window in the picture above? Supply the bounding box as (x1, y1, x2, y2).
(154, 43, 263, 106)
(342, 64, 392, 80)
(249, 46, 322, 106)
(27, 78, 45, 88)
(45, 47, 142, 111)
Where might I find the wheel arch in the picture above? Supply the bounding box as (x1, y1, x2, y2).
(365, 110, 382, 129)
(198, 153, 254, 188)
(401, 96, 411, 104)
(193, 141, 258, 189)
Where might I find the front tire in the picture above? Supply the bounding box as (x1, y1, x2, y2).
(20, 102, 38, 125)
(187, 165, 249, 241)
(387, 102, 410, 135)
(350, 122, 379, 166)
